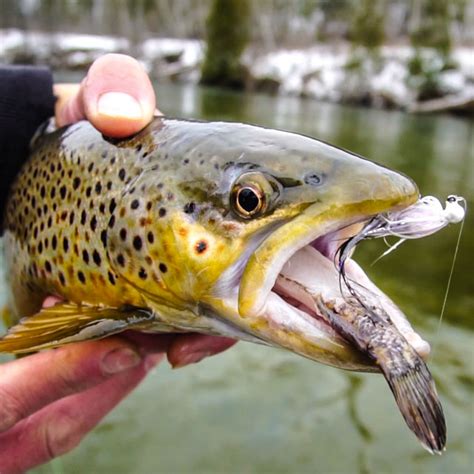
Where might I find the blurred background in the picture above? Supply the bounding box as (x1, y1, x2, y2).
(0, 1, 473, 473)
(1, 0, 473, 111)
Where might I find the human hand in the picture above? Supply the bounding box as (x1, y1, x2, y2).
(0, 333, 235, 473)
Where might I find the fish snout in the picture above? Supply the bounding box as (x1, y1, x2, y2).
(332, 158, 419, 213)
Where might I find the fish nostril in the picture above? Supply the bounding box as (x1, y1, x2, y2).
(304, 173, 323, 186)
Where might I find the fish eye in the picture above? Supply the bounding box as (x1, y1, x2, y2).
(235, 186, 263, 217)
(231, 172, 275, 219)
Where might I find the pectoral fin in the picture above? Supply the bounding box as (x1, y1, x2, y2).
(0, 303, 155, 354)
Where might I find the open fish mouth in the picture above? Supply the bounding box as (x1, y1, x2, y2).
(236, 203, 449, 454)
(235, 197, 428, 371)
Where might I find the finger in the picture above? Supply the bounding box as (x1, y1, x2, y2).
(123, 331, 177, 354)
(82, 53, 156, 137)
(41, 295, 63, 308)
(0, 337, 145, 433)
(54, 83, 82, 127)
(167, 334, 237, 368)
(0, 354, 161, 473)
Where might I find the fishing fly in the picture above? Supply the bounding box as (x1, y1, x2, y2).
(337, 195, 467, 305)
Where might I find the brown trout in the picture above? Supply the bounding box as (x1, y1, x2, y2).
(1, 117, 445, 452)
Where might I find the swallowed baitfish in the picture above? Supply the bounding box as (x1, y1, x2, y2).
(314, 292, 446, 454)
(0, 117, 462, 454)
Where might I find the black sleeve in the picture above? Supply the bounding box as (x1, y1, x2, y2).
(0, 65, 56, 233)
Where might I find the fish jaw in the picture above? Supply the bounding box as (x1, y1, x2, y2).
(220, 161, 422, 371)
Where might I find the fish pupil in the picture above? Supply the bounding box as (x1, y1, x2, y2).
(238, 188, 259, 213)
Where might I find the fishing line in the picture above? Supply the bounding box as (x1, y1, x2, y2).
(432, 203, 466, 355)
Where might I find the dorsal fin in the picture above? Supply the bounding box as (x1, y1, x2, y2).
(0, 303, 154, 354)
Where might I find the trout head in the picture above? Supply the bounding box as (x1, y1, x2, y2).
(109, 118, 424, 371)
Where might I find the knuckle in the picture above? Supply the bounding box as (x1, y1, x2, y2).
(42, 407, 83, 459)
(0, 385, 27, 432)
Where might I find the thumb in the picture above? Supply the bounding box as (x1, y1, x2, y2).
(57, 54, 156, 138)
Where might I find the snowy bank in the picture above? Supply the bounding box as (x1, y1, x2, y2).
(0, 29, 472, 114)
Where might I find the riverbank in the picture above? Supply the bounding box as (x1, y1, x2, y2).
(1, 29, 472, 114)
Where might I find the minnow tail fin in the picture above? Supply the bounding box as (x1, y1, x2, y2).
(382, 356, 446, 454)
(0, 302, 154, 354)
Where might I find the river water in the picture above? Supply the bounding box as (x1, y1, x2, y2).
(2, 82, 472, 473)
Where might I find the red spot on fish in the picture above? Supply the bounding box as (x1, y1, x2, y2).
(195, 240, 207, 254)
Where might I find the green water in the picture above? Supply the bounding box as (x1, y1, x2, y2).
(3, 82, 473, 473)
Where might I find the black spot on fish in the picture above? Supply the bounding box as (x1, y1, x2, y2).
(108, 271, 116, 285)
(90, 216, 97, 231)
(95, 182, 102, 194)
(81, 210, 87, 225)
(73, 177, 81, 190)
(133, 236, 142, 251)
(59, 272, 66, 286)
(159, 263, 167, 273)
(120, 228, 127, 241)
(52, 235, 57, 250)
(100, 230, 107, 247)
(147, 231, 154, 244)
(117, 254, 125, 267)
(82, 249, 90, 264)
(78, 271, 86, 284)
(60, 186, 67, 200)
(138, 267, 147, 279)
(86, 186, 92, 198)
(109, 199, 117, 213)
(63, 237, 69, 253)
(45, 261, 52, 273)
(69, 212, 75, 225)
(92, 249, 101, 266)
(159, 208, 166, 218)
(99, 203, 105, 214)
(108, 215, 115, 228)
(118, 168, 126, 181)
(184, 202, 195, 214)
(131, 199, 139, 210)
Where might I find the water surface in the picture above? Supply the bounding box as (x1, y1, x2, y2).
(2, 81, 472, 473)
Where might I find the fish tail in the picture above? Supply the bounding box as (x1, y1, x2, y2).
(380, 354, 446, 454)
